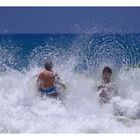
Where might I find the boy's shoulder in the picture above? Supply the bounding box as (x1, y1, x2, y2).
(105, 82, 117, 89)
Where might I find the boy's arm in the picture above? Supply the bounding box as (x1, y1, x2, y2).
(98, 85, 104, 91)
(106, 84, 118, 96)
(97, 85, 108, 103)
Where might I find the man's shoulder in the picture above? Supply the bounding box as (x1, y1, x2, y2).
(43, 70, 56, 77)
(39, 70, 46, 75)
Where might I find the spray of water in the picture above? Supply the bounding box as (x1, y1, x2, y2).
(0, 34, 140, 133)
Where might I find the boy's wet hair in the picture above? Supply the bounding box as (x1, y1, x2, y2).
(44, 60, 53, 70)
(103, 66, 112, 74)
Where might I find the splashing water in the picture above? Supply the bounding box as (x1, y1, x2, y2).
(0, 33, 140, 133)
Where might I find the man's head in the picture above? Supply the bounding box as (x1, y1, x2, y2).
(102, 66, 112, 83)
(44, 60, 53, 71)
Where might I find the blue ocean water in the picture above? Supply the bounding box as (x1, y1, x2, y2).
(0, 33, 140, 72)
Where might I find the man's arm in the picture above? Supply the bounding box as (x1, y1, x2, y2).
(54, 73, 66, 89)
(37, 73, 44, 88)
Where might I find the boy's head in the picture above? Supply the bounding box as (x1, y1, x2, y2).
(44, 60, 53, 71)
(102, 66, 112, 83)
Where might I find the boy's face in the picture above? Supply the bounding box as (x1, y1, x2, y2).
(102, 71, 111, 83)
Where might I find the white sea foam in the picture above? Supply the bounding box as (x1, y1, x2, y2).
(0, 64, 140, 133)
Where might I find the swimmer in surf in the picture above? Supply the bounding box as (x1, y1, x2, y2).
(98, 66, 118, 104)
(37, 60, 66, 98)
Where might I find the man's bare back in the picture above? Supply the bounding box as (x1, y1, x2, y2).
(37, 70, 55, 89)
(37, 60, 66, 97)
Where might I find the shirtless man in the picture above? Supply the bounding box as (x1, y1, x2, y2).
(98, 66, 118, 104)
(37, 60, 66, 98)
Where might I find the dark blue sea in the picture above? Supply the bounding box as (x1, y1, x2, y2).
(0, 33, 140, 72)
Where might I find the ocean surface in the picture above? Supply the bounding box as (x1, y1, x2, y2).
(0, 33, 140, 133)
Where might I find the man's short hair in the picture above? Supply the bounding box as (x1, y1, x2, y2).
(103, 66, 112, 74)
(44, 60, 53, 70)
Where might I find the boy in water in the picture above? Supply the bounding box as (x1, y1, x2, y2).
(37, 60, 66, 98)
(98, 66, 118, 104)
(98, 67, 140, 119)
